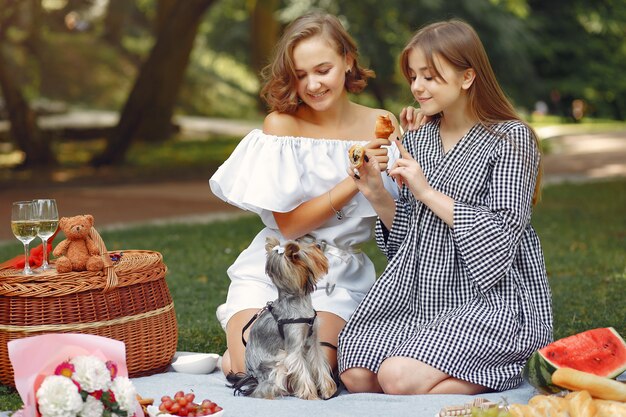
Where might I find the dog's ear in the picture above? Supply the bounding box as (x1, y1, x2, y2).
(265, 237, 280, 253)
(283, 242, 300, 261)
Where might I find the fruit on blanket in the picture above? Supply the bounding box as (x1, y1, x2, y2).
(158, 391, 223, 416)
(470, 407, 511, 416)
(523, 327, 626, 393)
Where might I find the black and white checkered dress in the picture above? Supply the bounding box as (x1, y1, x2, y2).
(338, 120, 553, 391)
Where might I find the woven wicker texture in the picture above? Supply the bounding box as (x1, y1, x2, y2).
(0, 228, 178, 386)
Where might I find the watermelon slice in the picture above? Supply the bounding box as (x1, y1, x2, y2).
(523, 327, 626, 393)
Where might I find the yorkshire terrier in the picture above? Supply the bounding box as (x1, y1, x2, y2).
(226, 236, 337, 400)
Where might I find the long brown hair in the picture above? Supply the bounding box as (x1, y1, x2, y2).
(400, 19, 542, 204)
(260, 12, 375, 114)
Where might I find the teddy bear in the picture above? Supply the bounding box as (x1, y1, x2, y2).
(53, 214, 104, 273)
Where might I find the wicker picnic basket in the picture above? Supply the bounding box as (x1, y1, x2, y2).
(0, 228, 178, 386)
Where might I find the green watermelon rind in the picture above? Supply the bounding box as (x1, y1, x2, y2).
(523, 350, 561, 394)
(522, 327, 626, 393)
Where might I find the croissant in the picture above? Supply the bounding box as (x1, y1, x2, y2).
(348, 144, 365, 169)
(375, 114, 394, 139)
(348, 115, 394, 170)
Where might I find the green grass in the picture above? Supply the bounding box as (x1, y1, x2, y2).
(0, 179, 624, 408)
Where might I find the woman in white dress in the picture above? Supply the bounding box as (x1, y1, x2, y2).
(209, 12, 400, 375)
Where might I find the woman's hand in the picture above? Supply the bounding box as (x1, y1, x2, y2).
(348, 138, 391, 199)
(388, 137, 433, 201)
(399, 106, 429, 132)
(363, 138, 391, 171)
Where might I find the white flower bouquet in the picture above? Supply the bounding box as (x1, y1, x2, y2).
(36, 355, 137, 417)
(8, 333, 143, 417)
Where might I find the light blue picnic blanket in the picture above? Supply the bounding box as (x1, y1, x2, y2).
(131, 361, 538, 417)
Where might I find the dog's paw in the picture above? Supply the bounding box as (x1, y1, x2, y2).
(319, 378, 338, 400)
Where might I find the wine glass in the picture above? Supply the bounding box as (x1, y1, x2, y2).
(11, 201, 40, 275)
(33, 199, 59, 271)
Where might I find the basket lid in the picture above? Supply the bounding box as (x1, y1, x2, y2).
(0, 250, 166, 297)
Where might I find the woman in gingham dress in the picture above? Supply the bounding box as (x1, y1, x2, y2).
(338, 20, 553, 394)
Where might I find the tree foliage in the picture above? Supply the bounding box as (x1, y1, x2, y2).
(527, 0, 626, 120)
(1, 0, 626, 169)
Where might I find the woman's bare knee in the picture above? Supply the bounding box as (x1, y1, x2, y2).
(377, 365, 427, 394)
(224, 309, 259, 374)
(340, 368, 382, 393)
(378, 357, 447, 395)
(221, 350, 232, 376)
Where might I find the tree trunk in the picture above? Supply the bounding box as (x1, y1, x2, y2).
(92, 0, 215, 166)
(156, 0, 177, 35)
(0, 46, 54, 167)
(24, 0, 42, 56)
(249, 0, 280, 111)
(249, 0, 280, 75)
(102, 0, 133, 47)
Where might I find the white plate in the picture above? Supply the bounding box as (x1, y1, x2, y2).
(170, 352, 220, 374)
(147, 405, 224, 417)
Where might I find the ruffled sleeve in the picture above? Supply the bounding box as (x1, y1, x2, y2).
(453, 123, 540, 291)
(209, 129, 399, 220)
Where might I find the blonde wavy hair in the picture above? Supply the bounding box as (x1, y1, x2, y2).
(260, 12, 375, 114)
(400, 19, 542, 204)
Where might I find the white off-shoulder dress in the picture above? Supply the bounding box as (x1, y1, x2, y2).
(209, 129, 399, 329)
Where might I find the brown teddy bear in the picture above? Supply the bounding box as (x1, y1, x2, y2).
(53, 214, 104, 273)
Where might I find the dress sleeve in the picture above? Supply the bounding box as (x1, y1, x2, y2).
(208, 129, 308, 214)
(374, 130, 418, 259)
(453, 124, 540, 291)
(375, 188, 416, 260)
(209, 129, 399, 217)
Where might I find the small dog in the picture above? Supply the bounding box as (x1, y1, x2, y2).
(227, 237, 337, 400)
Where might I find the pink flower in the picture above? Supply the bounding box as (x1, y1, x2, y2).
(54, 361, 74, 378)
(105, 360, 118, 380)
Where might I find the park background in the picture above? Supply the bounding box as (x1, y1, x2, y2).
(0, 0, 625, 411)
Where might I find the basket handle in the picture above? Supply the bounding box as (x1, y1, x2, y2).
(89, 227, 119, 292)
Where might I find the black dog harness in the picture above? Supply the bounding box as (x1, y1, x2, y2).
(241, 301, 336, 350)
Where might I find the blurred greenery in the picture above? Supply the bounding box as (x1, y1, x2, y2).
(0, 179, 624, 408)
(0, 0, 625, 168)
(2, 0, 625, 121)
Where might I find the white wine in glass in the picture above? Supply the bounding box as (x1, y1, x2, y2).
(33, 199, 59, 271)
(11, 201, 39, 275)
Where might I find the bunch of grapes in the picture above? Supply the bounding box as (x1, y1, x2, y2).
(470, 406, 511, 417)
(158, 391, 223, 416)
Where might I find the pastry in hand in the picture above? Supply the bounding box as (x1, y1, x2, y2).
(348, 144, 365, 169)
(348, 114, 393, 175)
(375, 114, 394, 139)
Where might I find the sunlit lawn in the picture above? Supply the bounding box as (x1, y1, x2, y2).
(0, 178, 624, 409)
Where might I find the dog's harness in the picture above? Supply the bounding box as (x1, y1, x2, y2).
(241, 301, 336, 350)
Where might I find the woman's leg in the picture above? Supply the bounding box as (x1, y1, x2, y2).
(340, 367, 383, 393)
(377, 356, 489, 395)
(316, 311, 346, 370)
(221, 308, 259, 376)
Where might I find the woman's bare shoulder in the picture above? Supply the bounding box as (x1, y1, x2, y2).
(263, 111, 300, 136)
